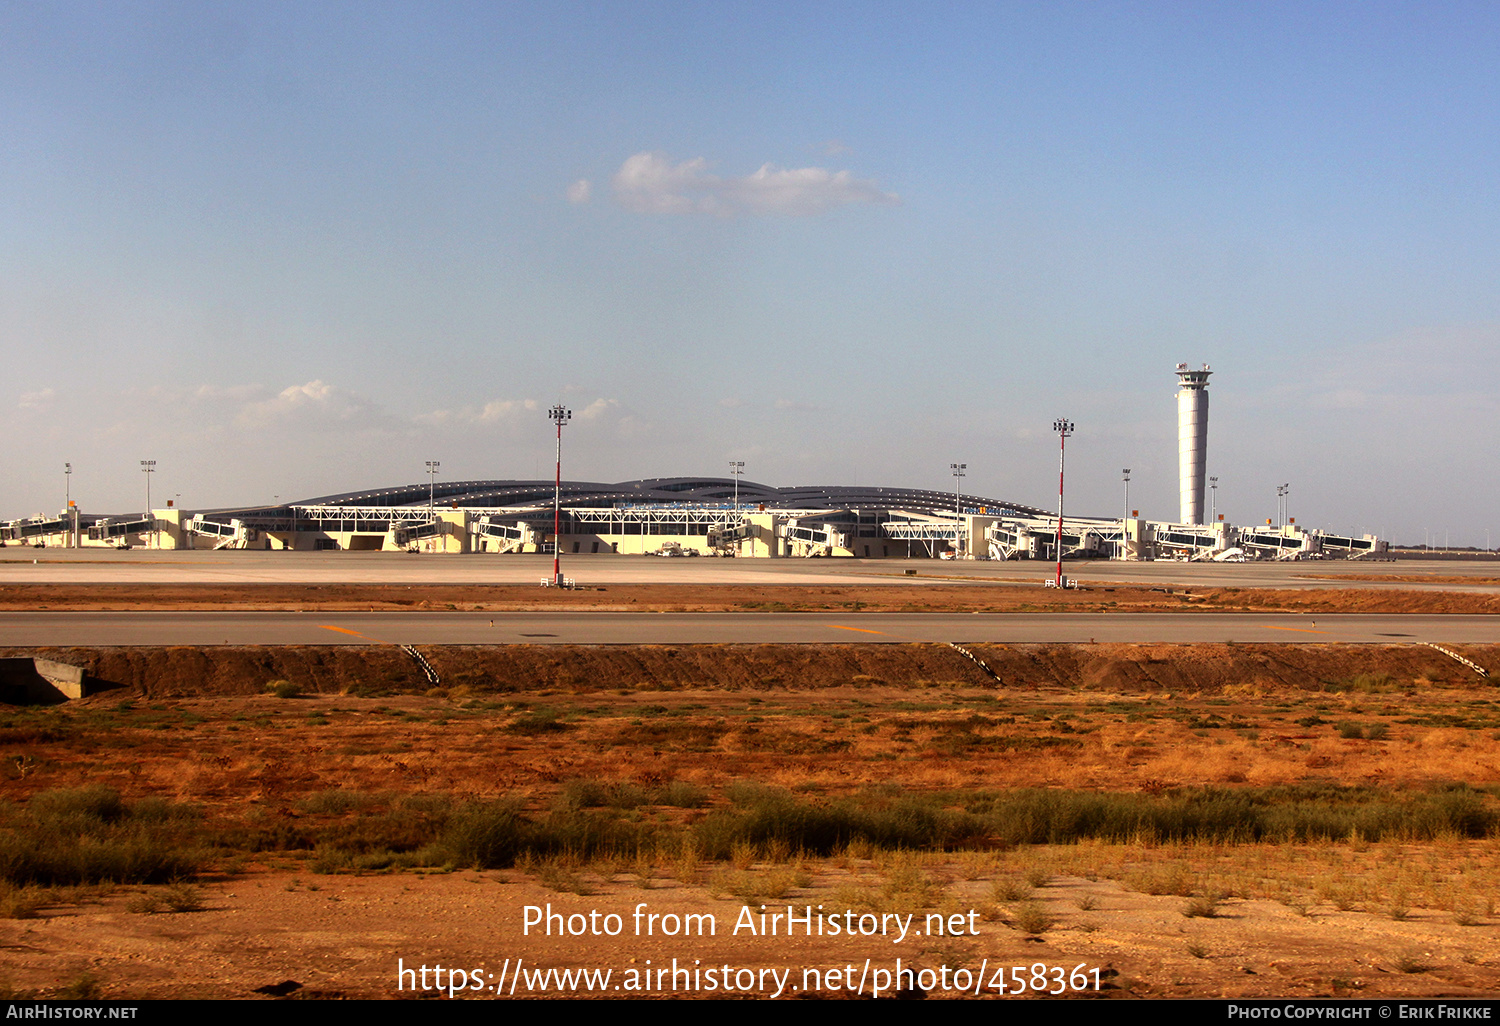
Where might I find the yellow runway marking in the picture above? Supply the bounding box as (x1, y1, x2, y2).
(1262, 625, 1330, 634)
(830, 625, 887, 635)
(320, 624, 387, 642)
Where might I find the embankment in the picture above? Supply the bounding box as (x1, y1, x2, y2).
(2, 643, 1494, 699)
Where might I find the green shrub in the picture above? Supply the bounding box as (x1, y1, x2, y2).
(1183, 892, 1222, 918)
(295, 790, 382, 815)
(0, 788, 202, 886)
(430, 802, 528, 868)
(503, 710, 569, 735)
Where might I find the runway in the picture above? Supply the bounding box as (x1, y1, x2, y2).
(0, 611, 1495, 647)
(2, 550, 1498, 591)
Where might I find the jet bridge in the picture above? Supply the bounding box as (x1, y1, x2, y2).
(783, 519, 848, 558)
(1239, 527, 1317, 560)
(469, 515, 531, 554)
(183, 516, 256, 549)
(0, 516, 67, 543)
(985, 517, 1119, 561)
(88, 516, 155, 542)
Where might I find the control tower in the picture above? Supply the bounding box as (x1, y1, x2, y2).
(1176, 363, 1212, 525)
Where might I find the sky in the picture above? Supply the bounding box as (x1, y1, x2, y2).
(2, 1, 1497, 547)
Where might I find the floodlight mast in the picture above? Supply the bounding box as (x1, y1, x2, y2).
(426, 460, 440, 549)
(729, 461, 745, 513)
(950, 463, 966, 557)
(549, 405, 571, 587)
(1122, 469, 1131, 560)
(1053, 419, 1073, 587)
(140, 460, 156, 513)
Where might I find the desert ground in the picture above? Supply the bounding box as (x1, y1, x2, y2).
(1, 565, 1498, 1001)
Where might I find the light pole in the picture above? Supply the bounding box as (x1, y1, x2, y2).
(140, 460, 156, 513)
(950, 463, 966, 557)
(548, 405, 571, 587)
(1210, 476, 1219, 523)
(1053, 419, 1073, 588)
(1121, 468, 1131, 560)
(729, 461, 745, 513)
(64, 463, 73, 548)
(426, 460, 440, 550)
(1276, 483, 1289, 527)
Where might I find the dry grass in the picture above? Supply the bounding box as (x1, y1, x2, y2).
(7, 642, 1500, 986)
(1009, 901, 1056, 936)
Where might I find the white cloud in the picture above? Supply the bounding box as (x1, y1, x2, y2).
(610, 151, 898, 217)
(18, 387, 56, 411)
(566, 178, 592, 204)
(577, 397, 620, 421)
(416, 398, 540, 427)
(234, 380, 394, 430)
(576, 397, 650, 438)
(612, 152, 721, 214)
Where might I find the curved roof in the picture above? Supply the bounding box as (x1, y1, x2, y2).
(279, 477, 1047, 519)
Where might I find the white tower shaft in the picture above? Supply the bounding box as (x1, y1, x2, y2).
(1176, 363, 1212, 525)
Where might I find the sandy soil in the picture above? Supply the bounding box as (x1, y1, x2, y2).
(12, 862, 1500, 1000)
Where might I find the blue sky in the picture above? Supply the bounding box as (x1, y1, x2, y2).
(2, 1, 1497, 546)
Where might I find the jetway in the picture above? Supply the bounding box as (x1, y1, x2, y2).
(88, 516, 154, 542)
(985, 517, 1120, 561)
(1317, 533, 1384, 558)
(469, 515, 532, 554)
(183, 515, 256, 549)
(783, 519, 848, 558)
(707, 517, 752, 553)
(1238, 527, 1315, 559)
(392, 519, 444, 548)
(1155, 524, 1222, 559)
(0, 515, 68, 543)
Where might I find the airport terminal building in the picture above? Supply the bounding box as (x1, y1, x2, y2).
(1, 475, 1385, 563)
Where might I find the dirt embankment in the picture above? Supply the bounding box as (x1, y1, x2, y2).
(5, 642, 1494, 699)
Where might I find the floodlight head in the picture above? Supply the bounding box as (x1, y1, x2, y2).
(549, 405, 571, 424)
(1052, 419, 1073, 435)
